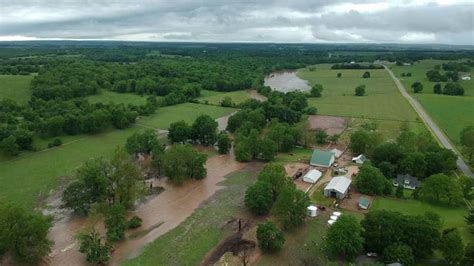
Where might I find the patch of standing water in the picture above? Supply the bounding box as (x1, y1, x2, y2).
(264, 70, 311, 92)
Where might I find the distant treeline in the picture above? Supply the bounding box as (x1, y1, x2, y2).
(331, 63, 383, 70)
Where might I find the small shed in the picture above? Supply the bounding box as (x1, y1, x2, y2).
(310, 149, 335, 167)
(352, 154, 367, 164)
(358, 197, 370, 210)
(393, 174, 421, 190)
(307, 205, 317, 217)
(303, 169, 322, 184)
(324, 176, 352, 199)
(331, 148, 343, 158)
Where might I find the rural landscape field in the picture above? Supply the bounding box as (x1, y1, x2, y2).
(0, 1, 473, 266)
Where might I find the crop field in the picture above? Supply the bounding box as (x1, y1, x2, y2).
(86, 90, 149, 105)
(0, 74, 34, 104)
(197, 90, 252, 105)
(0, 103, 235, 208)
(391, 60, 474, 145)
(298, 64, 419, 122)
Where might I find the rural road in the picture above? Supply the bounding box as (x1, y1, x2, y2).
(384, 65, 473, 177)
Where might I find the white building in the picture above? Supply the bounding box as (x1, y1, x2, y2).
(352, 154, 367, 164)
(324, 176, 352, 199)
(303, 169, 322, 184)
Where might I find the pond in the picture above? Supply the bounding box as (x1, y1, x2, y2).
(264, 70, 311, 92)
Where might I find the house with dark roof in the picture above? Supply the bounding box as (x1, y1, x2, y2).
(392, 174, 421, 190)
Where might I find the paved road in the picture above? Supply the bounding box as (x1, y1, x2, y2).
(384, 65, 473, 177)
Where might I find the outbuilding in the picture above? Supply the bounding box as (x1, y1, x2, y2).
(358, 197, 370, 210)
(303, 169, 322, 184)
(307, 205, 317, 217)
(324, 176, 352, 199)
(310, 149, 335, 167)
(352, 154, 367, 164)
(330, 148, 343, 158)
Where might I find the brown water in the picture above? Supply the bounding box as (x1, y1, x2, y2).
(264, 71, 311, 92)
(215, 111, 237, 131)
(47, 153, 245, 266)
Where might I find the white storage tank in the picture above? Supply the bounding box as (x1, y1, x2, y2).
(307, 205, 317, 217)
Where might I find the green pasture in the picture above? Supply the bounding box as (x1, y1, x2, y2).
(298, 64, 419, 122)
(0, 74, 34, 104)
(197, 90, 252, 105)
(86, 90, 149, 105)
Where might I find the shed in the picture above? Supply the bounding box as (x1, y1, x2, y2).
(393, 174, 421, 190)
(324, 176, 352, 199)
(303, 169, 322, 184)
(358, 197, 370, 210)
(331, 148, 343, 158)
(310, 149, 335, 167)
(352, 154, 366, 164)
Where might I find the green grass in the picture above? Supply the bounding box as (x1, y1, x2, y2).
(391, 60, 474, 146)
(86, 90, 149, 105)
(0, 103, 235, 208)
(0, 74, 34, 104)
(274, 147, 313, 163)
(197, 90, 251, 105)
(123, 170, 256, 266)
(372, 197, 470, 243)
(138, 102, 235, 129)
(298, 64, 419, 122)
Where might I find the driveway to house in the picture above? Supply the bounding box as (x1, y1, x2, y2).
(384, 65, 473, 177)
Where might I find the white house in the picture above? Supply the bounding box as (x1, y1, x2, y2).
(324, 176, 352, 199)
(352, 154, 367, 164)
(303, 169, 322, 184)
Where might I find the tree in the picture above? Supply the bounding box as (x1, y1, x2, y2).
(383, 243, 415, 266)
(13, 129, 33, 150)
(349, 130, 381, 156)
(77, 226, 111, 264)
(463, 242, 474, 266)
(244, 180, 274, 215)
(362, 71, 370, 78)
(266, 122, 299, 152)
(162, 144, 207, 184)
(125, 129, 160, 155)
(272, 185, 310, 230)
(325, 215, 364, 262)
(168, 120, 192, 143)
(105, 204, 128, 242)
(433, 83, 442, 94)
(460, 126, 474, 163)
(257, 163, 291, 201)
(310, 84, 323, 97)
(395, 185, 404, 198)
(355, 85, 366, 96)
(256, 222, 285, 253)
(220, 96, 234, 107)
(315, 129, 328, 144)
(0, 135, 19, 156)
(466, 208, 474, 234)
(354, 164, 392, 195)
(192, 115, 218, 146)
(418, 173, 463, 206)
(217, 131, 231, 154)
(337, 72, 342, 78)
(440, 228, 464, 265)
(399, 152, 427, 179)
(411, 82, 423, 93)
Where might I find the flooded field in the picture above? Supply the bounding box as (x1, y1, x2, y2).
(264, 71, 311, 92)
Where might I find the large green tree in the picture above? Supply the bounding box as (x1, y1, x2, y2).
(272, 184, 310, 230)
(256, 222, 285, 253)
(440, 228, 464, 265)
(168, 120, 192, 143)
(418, 173, 463, 206)
(354, 164, 392, 195)
(162, 144, 207, 184)
(125, 129, 160, 156)
(325, 215, 364, 261)
(383, 243, 415, 266)
(192, 115, 218, 146)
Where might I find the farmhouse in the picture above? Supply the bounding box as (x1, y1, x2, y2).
(303, 169, 322, 184)
(310, 149, 335, 167)
(393, 174, 420, 190)
(324, 176, 352, 199)
(352, 154, 366, 164)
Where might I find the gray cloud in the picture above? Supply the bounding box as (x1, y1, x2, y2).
(0, 0, 473, 44)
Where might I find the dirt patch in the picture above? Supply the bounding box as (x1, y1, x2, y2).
(248, 90, 267, 102)
(284, 162, 308, 178)
(339, 190, 374, 213)
(308, 115, 347, 136)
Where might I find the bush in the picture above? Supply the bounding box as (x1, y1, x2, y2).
(128, 216, 143, 229)
(256, 222, 285, 253)
(105, 204, 128, 242)
(310, 84, 323, 97)
(220, 96, 234, 107)
(411, 82, 423, 93)
(217, 132, 231, 154)
(362, 71, 370, 78)
(355, 85, 366, 96)
(77, 227, 111, 264)
(304, 106, 317, 115)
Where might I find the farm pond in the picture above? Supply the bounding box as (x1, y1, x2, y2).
(264, 70, 311, 92)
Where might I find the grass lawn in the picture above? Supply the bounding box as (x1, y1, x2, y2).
(391, 60, 474, 147)
(274, 147, 313, 163)
(372, 197, 470, 243)
(298, 64, 419, 122)
(197, 90, 251, 105)
(138, 102, 235, 129)
(123, 170, 256, 266)
(86, 90, 149, 105)
(0, 74, 34, 104)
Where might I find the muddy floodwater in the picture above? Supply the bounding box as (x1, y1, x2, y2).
(264, 71, 311, 92)
(46, 153, 245, 266)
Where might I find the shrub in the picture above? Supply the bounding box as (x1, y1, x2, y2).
(256, 222, 285, 253)
(105, 204, 128, 242)
(128, 216, 143, 229)
(355, 85, 366, 96)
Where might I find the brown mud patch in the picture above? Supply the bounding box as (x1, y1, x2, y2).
(308, 115, 347, 136)
(215, 111, 237, 131)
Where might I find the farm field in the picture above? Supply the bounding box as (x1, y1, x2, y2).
(372, 197, 470, 243)
(197, 90, 252, 105)
(391, 60, 474, 146)
(298, 64, 419, 122)
(0, 74, 34, 104)
(86, 90, 149, 105)
(0, 103, 235, 208)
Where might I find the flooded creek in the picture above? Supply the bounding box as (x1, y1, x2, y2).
(264, 70, 311, 92)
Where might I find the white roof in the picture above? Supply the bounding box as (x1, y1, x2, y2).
(328, 220, 336, 225)
(331, 148, 343, 158)
(330, 215, 339, 220)
(332, 211, 342, 216)
(303, 169, 322, 183)
(324, 176, 352, 194)
(307, 205, 317, 211)
(352, 154, 366, 161)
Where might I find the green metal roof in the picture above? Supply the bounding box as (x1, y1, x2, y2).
(310, 149, 334, 166)
(359, 197, 369, 208)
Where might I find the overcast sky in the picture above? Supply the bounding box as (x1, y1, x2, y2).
(0, 0, 473, 44)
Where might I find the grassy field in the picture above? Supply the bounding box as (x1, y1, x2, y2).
(391, 60, 474, 146)
(123, 170, 256, 266)
(372, 197, 470, 243)
(197, 90, 252, 105)
(0, 74, 34, 104)
(86, 90, 149, 105)
(298, 64, 419, 122)
(0, 103, 235, 208)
